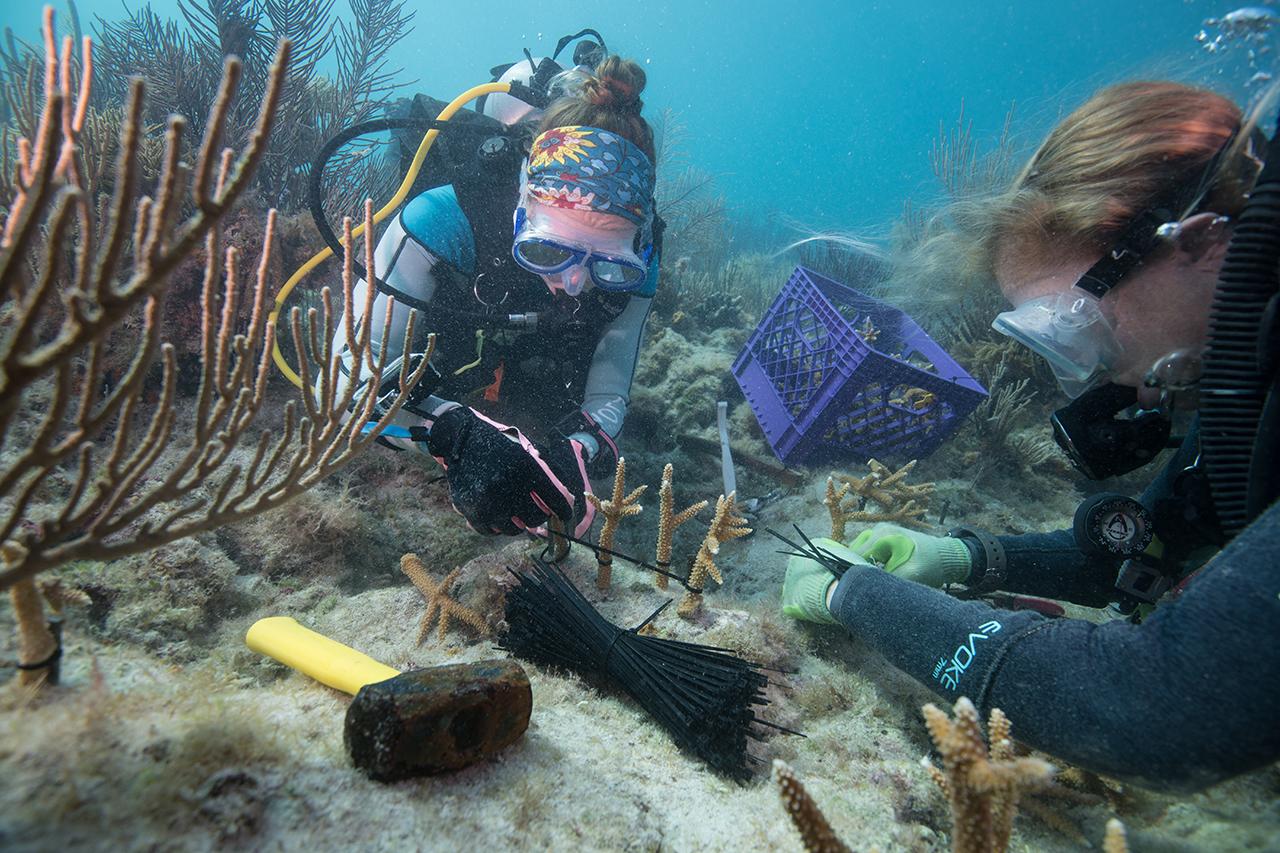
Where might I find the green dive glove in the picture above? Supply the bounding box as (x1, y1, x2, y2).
(781, 538, 870, 624)
(849, 523, 972, 588)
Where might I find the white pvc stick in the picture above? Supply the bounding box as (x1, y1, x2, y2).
(717, 401, 737, 498)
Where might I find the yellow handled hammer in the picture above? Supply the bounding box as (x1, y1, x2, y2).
(246, 616, 531, 781)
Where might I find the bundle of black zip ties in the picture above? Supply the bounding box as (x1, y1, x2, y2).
(499, 553, 799, 781)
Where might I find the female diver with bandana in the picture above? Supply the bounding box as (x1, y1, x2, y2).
(780, 81, 1280, 792)
(333, 56, 659, 538)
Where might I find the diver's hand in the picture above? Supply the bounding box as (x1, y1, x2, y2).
(781, 538, 870, 624)
(538, 435, 596, 538)
(849, 524, 971, 587)
(426, 407, 575, 535)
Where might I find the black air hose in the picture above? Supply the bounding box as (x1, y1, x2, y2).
(1199, 121, 1280, 539)
(308, 116, 474, 277)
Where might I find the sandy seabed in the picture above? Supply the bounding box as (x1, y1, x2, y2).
(2, 325, 1278, 853)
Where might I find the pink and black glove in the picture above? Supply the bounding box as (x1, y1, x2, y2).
(426, 406, 583, 536)
(537, 435, 596, 538)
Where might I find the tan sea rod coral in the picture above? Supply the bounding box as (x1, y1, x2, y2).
(0, 8, 429, 685)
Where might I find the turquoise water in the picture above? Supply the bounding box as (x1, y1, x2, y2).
(1, 0, 1265, 231)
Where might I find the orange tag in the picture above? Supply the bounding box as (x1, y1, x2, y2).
(482, 359, 505, 402)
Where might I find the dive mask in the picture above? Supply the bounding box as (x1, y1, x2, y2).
(992, 288, 1122, 398)
(512, 175, 653, 295)
(993, 128, 1250, 399)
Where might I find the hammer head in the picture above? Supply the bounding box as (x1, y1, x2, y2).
(344, 658, 531, 782)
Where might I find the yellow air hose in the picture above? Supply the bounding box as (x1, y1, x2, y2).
(269, 81, 513, 388)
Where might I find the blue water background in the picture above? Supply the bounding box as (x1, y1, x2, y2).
(2, 0, 1264, 239)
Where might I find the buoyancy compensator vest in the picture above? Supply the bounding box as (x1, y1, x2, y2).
(398, 179, 634, 434)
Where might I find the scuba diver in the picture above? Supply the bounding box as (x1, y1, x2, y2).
(780, 81, 1280, 792)
(330, 42, 660, 539)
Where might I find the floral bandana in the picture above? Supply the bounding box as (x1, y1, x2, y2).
(525, 126, 655, 228)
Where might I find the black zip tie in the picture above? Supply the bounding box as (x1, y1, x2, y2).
(765, 526, 856, 578)
(526, 527, 697, 590)
(633, 599, 673, 632)
(499, 555, 798, 780)
(14, 619, 62, 672)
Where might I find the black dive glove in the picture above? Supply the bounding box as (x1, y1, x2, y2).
(426, 406, 581, 536)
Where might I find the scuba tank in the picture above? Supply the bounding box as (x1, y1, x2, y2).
(307, 29, 608, 280)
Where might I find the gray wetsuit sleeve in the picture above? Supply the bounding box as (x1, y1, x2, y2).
(828, 498, 1280, 793)
(569, 294, 652, 455)
(992, 425, 1205, 606)
(328, 213, 455, 451)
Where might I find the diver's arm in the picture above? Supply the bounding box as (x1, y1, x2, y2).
(829, 498, 1280, 793)
(570, 293, 653, 457)
(984, 530, 1117, 606)
(986, 425, 1204, 605)
(329, 213, 456, 449)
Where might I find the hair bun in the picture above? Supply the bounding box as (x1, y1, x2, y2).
(584, 56, 646, 114)
(587, 77, 639, 112)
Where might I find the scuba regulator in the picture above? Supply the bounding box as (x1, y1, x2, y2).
(1050, 384, 1177, 480)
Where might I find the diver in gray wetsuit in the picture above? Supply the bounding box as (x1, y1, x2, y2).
(335, 54, 661, 539)
(780, 80, 1280, 792)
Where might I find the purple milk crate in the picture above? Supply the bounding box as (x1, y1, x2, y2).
(732, 266, 988, 467)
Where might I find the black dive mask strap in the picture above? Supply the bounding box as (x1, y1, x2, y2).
(551, 29, 607, 67)
(1075, 208, 1177, 298)
(1074, 128, 1244, 300)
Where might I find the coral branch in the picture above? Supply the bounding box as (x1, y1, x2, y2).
(921, 697, 1053, 853)
(824, 476, 853, 541)
(400, 553, 487, 644)
(653, 463, 706, 590)
(833, 458, 934, 532)
(585, 457, 646, 590)
(772, 759, 851, 853)
(1103, 818, 1129, 853)
(678, 492, 750, 618)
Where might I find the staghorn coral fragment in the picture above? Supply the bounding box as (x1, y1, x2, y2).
(824, 476, 854, 541)
(889, 387, 937, 411)
(834, 458, 935, 532)
(401, 553, 488, 645)
(654, 463, 707, 590)
(1103, 818, 1129, 853)
(585, 457, 646, 590)
(921, 697, 1053, 853)
(855, 315, 879, 344)
(678, 492, 751, 618)
(772, 759, 851, 853)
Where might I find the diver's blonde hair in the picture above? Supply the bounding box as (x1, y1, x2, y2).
(980, 81, 1271, 276)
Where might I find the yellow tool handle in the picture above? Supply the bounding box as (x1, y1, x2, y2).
(245, 616, 400, 696)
